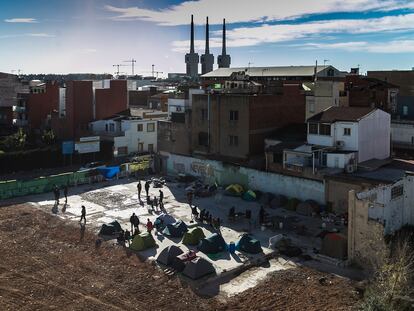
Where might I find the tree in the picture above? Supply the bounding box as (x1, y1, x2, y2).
(41, 129, 56, 145)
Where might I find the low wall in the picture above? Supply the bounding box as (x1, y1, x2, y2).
(0, 160, 149, 201)
(166, 154, 325, 204)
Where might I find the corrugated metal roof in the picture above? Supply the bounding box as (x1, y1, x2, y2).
(202, 65, 332, 78)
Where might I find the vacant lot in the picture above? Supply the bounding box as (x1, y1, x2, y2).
(0, 204, 359, 310)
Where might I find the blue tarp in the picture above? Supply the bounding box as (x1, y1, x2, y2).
(97, 166, 120, 179)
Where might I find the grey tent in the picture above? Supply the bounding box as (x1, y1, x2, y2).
(198, 233, 227, 254)
(182, 257, 215, 280)
(99, 220, 122, 236)
(156, 245, 184, 266)
(162, 220, 188, 238)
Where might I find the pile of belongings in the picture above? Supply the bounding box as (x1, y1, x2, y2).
(198, 233, 227, 254)
(130, 232, 156, 251)
(236, 234, 262, 254)
(242, 189, 257, 201)
(225, 184, 244, 197)
(285, 198, 301, 211)
(321, 233, 347, 259)
(276, 237, 302, 257)
(176, 174, 197, 183)
(156, 245, 184, 266)
(270, 194, 288, 209)
(182, 227, 205, 245)
(97, 166, 120, 179)
(182, 257, 215, 280)
(170, 250, 198, 272)
(186, 181, 217, 197)
(151, 177, 165, 188)
(99, 220, 122, 236)
(162, 220, 188, 238)
(296, 200, 319, 216)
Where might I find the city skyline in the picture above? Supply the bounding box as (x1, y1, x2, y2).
(1, 0, 414, 75)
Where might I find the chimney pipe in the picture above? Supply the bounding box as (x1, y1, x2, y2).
(222, 18, 226, 55)
(205, 17, 209, 54)
(190, 14, 195, 53)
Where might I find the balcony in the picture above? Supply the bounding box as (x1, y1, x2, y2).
(12, 106, 26, 113)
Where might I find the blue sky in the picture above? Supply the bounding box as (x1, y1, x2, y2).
(1, 0, 414, 75)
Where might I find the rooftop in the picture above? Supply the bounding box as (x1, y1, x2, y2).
(202, 65, 335, 78)
(307, 107, 376, 123)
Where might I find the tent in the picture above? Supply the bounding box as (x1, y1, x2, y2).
(321, 233, 347, 259)
(162, 220, 188, 238)
(285, 198, 300, 211)
(198, 233, 227, 254)
(270, 195, 288, 209)
(156, 245, 184, 266)
(130, 232, 156, 251)
(182, 257, 215, 280)
(97, 166, 120, 179)
(99, 220, 122, 236)
(182, 227, 205, 245)
(296, 202, 315, 216)
(242, 190, 257, 201)
(236, 234, 262, 254)
(225, 184, 244, 196)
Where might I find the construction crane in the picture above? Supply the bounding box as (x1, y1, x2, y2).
(113, 64, 128, 76)
(124, 59, 137, 76)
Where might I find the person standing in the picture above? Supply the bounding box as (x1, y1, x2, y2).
(130, 213, 136, 234)
(159, 190, 164, 209)
(80, 205, 86, 223)
(187, 191, 193, 207)
(144, 181, 150, 198)
(137, 181, 142, 201)
(63, 184, 68, 203)
(133, 214, 140, 233)
(146, 218, 153, 234)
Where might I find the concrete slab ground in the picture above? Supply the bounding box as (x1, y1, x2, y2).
(13, 175, 358, 295)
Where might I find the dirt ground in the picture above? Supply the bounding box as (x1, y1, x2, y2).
(0, 204, 359, 311)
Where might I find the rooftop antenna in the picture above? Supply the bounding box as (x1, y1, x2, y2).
(323, 59, 329, 66)
(123, 59, 137, 76)
(248, 62, 253, 68)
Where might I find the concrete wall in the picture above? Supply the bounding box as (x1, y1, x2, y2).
(326, 152, 355, 169)
(334, 121, 359, 151)
(157, 117, 192, 156)
(325, 179, 364, 214)
(165, 153, 325, 204)
(358, 109, 390, 162)
(391, 121, 414, 145)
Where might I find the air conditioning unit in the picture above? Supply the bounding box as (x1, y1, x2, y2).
(345, 164, 354, 173)
(336, 140, 345, 148)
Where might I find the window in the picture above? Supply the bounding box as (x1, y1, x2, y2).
(137, 124, 143, 132)
(343, 128, 351, 136)
(309, 123, 318, 134)
(148, 144, 154, 153)
(391, 185, 403, 199)
(198, 132, 209, 147)
(229, 135, 239, 146)
(147, 123, 155, 132)
(201, 108, 208, 121)
(229, 110, 239, 121)
(117, 147, 128, 155)
(309, 102, 315, 113)
(105, 124, 108, 132)
(109, 123, 115, 132)
(319, 124, 331, 136)
(403, 106, 408, 116)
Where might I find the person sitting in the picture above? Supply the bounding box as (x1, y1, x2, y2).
(208, 214, 213, 227)
(117, 230, 125, 246)
(199, 209, 206, 222)
(191, 205, 199, 221)
(228, 206, 236, 221)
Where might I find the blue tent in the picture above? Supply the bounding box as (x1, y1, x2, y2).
(162, 220, 188, 238)
(236, 234, 262, 254)
(97, 166, 120, 179)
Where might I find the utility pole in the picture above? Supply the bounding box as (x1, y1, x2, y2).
(123, 59, 137, 76)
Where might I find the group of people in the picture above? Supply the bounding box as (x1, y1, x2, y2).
(190, 205, 221, 232)
(53, 184, 68, 205)
(137, 180, 165, 213)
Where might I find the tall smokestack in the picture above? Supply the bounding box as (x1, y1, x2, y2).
(217, 18, 231, 68)
(201, 16, 214, 74)
(222, 18, 226, 55)
(190, 14, 195, 53)
(205, 16, 210, 54)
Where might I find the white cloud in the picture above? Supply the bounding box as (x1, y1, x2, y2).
(4, 18, 38, 23)
(0, 33, 55, 39)
(105, 0, 414, 25)
(303, 40, 414, 53)
(172, 13, 414, 51)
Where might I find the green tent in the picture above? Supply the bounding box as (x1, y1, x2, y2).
(225, 184, 244, 196)
(182, 227, 205, 245)
(130, 232, 156, 251)
(242, 190, 257, 201)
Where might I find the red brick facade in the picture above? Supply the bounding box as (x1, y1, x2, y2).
(27, 83, 59, 130)
(95, 80, 127, 120)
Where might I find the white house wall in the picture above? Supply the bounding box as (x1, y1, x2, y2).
(307, 124, 334, 146)
(114, 119, 158, 154)
(391, 121, 414, 144)
(334, 122, 359, 151)
(358, 110, 390, 162)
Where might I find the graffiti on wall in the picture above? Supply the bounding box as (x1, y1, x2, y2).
(173, 162, 185, 173)
(190, 161, 214, 177)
